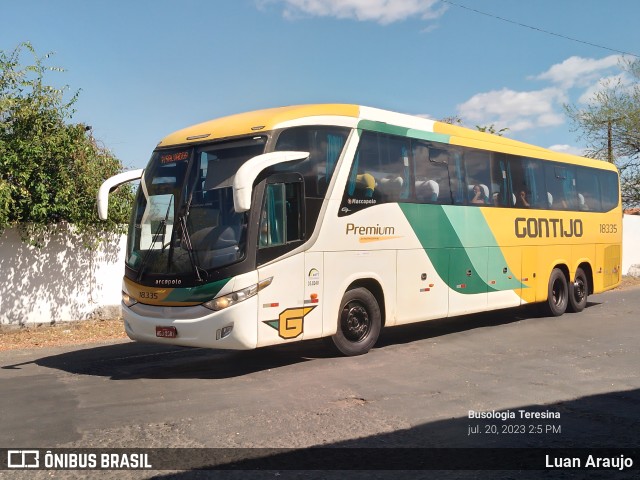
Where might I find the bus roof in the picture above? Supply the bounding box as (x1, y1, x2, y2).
(157, 103, 617, 173)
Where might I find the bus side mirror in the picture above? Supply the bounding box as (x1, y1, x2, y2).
(97, 168, 144, 220)
(232, 151, 309, 212)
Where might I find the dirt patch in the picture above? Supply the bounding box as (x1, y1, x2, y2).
(618, 275, 640, 289)
(0, 318, 127, 351)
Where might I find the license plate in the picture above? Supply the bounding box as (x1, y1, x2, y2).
(155, 326, 177, 338)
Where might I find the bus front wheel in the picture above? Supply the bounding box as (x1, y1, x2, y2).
(541, 268, 569, 317)
(329, 287, 381, 356)
(568, 267, 588, 313)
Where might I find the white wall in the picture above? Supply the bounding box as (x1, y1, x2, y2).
(0, 226, 126, 325)
(623, 214, 640, 275)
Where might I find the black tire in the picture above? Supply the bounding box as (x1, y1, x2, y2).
(329, 287, 381, 356)
(568, 267, 588, 313)
(541, 268, 569, 317)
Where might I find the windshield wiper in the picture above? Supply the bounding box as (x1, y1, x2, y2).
(177, 212, 207, 283)
(174, 182, 208, 283)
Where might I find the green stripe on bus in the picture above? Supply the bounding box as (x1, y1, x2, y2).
(164, 277, 231, 303)
(399, 204, 524, 294)
(357, 120, 451, 144)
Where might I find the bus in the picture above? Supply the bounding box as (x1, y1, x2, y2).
(98, 104, 622, 356)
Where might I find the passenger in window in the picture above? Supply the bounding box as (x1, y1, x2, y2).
(355, 173, 376, 198)
(471, 184, 487, 204)
(516, 190, 530, 208)
(378, 174, 404, 201)
(578, 193, 590, 211)
(492, 192, 501, 206)
(424, 180, 438, 202)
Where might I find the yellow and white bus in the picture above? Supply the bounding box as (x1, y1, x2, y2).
(98, 104, 622, 356)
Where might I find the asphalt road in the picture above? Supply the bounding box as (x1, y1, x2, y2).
(1, 287, 639, 479)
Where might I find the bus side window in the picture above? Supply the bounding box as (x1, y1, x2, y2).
(576, 167, 602, 211)
(412, 142, 436, 202)
(464, 149, 491, 206)
(599, 170, 620, 212)
(412, 141, 454, 204)
(260, 184, 284, 248)
(274, 126, 349, 198)
(544, 163, 578, 210)
(380, 135, 411, 202)
(490, 153, 508, 207)
(259, 182, 303, 248)
(342, 131, 409, 211)
(504, 156, 547, 209)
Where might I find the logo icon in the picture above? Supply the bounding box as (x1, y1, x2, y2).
(264, 306, 316, 339)
(8, 450, 39, 468)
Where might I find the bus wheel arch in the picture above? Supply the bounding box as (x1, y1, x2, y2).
(577, 262, 594, 296)
(345, 278, 386, 327)
(328, 280, 384, 356)
(568, 264, 590, 313)
(541, 265, 569, 317)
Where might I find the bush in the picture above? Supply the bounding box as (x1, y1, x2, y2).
(0, 42, 133, 246)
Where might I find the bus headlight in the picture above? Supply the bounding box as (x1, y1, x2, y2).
(122, 291, 138, 307)
(203, 277, 272, 311)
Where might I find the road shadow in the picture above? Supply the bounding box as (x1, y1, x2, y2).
(378, 300, 600, 347)
(148, 387, 640, 478)
(1, 302, 602, 381)
(0, 342, 324, 380)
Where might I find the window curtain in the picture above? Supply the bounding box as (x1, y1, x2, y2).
(563, 169, 577, 207)
(524, 159, 539, 206)
(266, 185, 283, 245)
(401, 145, 410, 199)
(453, 152, 465, 204)
(326, 134, 344, 178)
(347, 152, 360, 196)
(501, 159, 510, 205)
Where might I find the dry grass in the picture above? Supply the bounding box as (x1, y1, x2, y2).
(1, 276, 639, 352)
(0, 318, 127, 352)
(620, 275, 640, 289)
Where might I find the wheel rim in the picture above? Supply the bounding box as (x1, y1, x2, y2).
(341, 301, 371, 342)
(573, 277, 586, 303)
(552, 278, 566, 307)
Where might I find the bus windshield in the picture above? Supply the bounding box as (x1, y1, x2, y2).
(126, 137, 266, 281)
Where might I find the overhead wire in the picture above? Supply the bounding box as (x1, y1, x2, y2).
(440, 0, 640, 59)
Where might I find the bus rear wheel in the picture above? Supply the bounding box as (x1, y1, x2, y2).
(568, 267, 588, 313)
(541, 268, 569, 317)
(329, 287, 381, 356)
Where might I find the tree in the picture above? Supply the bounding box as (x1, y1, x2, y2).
(440, 115, 509, 136)
(475, 124, 509, 136)
(0, 43, 133, 246)
(565, 58, 640, 208)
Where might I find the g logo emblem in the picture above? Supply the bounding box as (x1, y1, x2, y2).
(264, 306, 316, 339)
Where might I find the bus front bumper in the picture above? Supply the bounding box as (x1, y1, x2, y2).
(122, 297, 258, 350)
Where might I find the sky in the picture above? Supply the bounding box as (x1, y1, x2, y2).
(2, 0, 640, 169)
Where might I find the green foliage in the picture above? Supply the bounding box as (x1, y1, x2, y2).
(565, 58, 640, 208)
(0, 42, 133, 246)
(439, 115, 464, 126)
(475, 124, 509, 136)
(439, 115, 509, 136)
